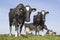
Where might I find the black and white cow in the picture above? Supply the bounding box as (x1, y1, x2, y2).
(46, 30, 56, 35)
(33, 10, 49, 35)
(25, 23, 36, 34)
(9, 3, 36, 37)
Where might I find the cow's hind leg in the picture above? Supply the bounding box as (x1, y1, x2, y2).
(35, 30, 37, 35)
(20, 22, 24, 35)
(35, 26, 37, 35)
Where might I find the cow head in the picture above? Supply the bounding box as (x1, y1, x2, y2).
(25, 5, 36, 22)
(15, 3, 25, 16)
(38, 10, 49, 21)
(15, 4, 36, 22)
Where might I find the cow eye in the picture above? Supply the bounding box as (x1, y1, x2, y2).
(19, 8, 23, 11)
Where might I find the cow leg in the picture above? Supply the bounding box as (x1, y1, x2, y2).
(37, 30, 40, 35)
(35, 25, 40, 35)
(15, 27, 19, 37)
(35, 30, 37, 35)
(17, 25, 19, 36)
(37, 25, 40, 35)
(15, 20, 19, 37)
(20, 26, 22, 33)
(9, 26, 12, 36)
(20, 21, 24, 35)
(15, 25, 19, 37)
(35, 26, 37, 35)
(44, 25, 48, 30)
(9, 23, 12, 36)
(20, 24, 23, 34)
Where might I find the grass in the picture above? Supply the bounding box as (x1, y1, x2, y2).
(0, 34, 60, 40)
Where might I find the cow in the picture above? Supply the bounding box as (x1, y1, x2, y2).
(46, 30, 56, 36)
(33, 10, 49, 35)
(25, 23, 43, 35)
(25, 23, 36, 34)
(9, 3, 36, 37)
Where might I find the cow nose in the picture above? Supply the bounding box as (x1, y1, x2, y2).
(26, 19, 30, 22)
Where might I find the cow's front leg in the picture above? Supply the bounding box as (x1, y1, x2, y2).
(38, 31, 39, 35)
(9, 26, 12, 36)
(15, 26, 19, 37)
(35, 30, 37, 35)
(15, 20, 19, 37)
(9, 23, 12, 36)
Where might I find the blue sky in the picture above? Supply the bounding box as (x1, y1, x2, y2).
(0, 0, 60, 35)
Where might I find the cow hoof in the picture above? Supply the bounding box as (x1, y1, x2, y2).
(9, 34, 12, 36)
(19, 34, 21, 36)
(41, 34, 45, 36)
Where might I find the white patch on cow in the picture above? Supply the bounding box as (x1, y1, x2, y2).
(42, 11, 45, 15)
(25, 27, 30, 33)
(25, 21, 31, 24)
(40, 31, 45, 36)
(41, 33, 45, 36)
(49, 31, 53, 35)
(26, 7, 30, 11)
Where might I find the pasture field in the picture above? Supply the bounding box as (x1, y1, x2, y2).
(0, 34, 60, 40)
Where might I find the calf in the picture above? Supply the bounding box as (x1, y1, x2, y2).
(25, 23, 36, 34)
(25, 23, 47, 35)
(46, 30, 56, 35)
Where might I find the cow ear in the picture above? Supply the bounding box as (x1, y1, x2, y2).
(46, 11, 49, 14)
(38, 12, 41, 15)
(10, 8, 13, 11)
(32, 8, 36, 12)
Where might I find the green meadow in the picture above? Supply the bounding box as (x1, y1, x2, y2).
(0, 34, 60, 40)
